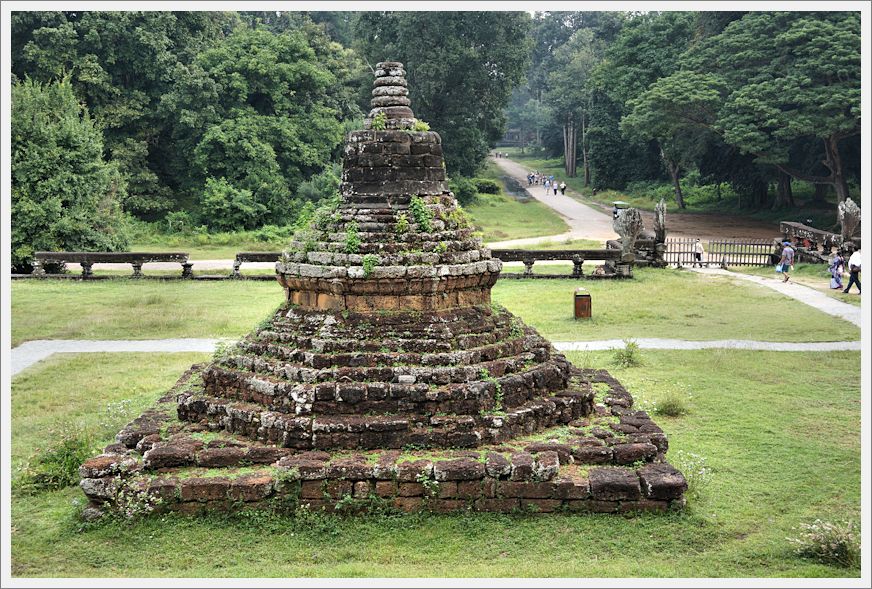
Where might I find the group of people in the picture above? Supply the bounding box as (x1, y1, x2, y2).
(778, 241, 861, 294)
(527, 171, 566, 196)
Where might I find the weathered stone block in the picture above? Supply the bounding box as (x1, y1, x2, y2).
(179, 477, 230, 502)
(80, 477, 120, 501)
(229, 474, 274, 502)
(79, 454, 138, 479)
(588, 468, 641, 501)
(474, 498, 520, 512)
(196, 447, 246, 468)
(532, 451, 560, 481)
(143, 444, 194, 470)
(571, 445, 613, 464)
(300, 480, 325, 499)
(393, 496, 423, 511)
(353, 480, 373, 498)
(612, 442, 657, 465)
(433, 458, 485, 481)
(521, 498, 562, 513)
(525, 443, 573, 465)
(485, 452, 511, 478)
(637, 463, 687, 500)
(498, 481, 553, 499)
(509, 452, 534, 481)
(375, 480, 398, 497)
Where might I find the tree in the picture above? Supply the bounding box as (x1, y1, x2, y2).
(162, 27, 345, 224)
(11, 79, 128, 271)
(683, 12, 860, 202)
(353, 11, 531, 176)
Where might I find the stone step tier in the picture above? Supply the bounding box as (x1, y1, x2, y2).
(176, 391, 593, 451)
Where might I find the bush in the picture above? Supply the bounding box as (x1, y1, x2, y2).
(164, 211, 195, 234)
(612, 339, 643, 367)
(295, 163, 341, 204)
(199, 177, 268, 231)
(12, 78, 129, 272)
(15, 424, 96, 494)
(653, 388, 690, 417)
(787, 519, 860, 568)
(472, 177, 501, 194)
(672, 450, 712, 498)
(448, 176, 478, 205)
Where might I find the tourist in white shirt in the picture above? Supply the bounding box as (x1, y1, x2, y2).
(844, 247, 861, 294)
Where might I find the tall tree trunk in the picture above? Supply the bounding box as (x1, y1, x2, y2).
(581, 112, 590, 187)
(813, 183, 830, 203)
(716, 182, 721, 201)
(661, 147, 685, 209)
(772, 170, 795, 210)
(563, 116, 577, 178)
(823, 135, 850, 203)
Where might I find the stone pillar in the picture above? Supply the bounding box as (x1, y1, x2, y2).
(81, 262, 94, 278)
(231, 260, 242, 279)
(523, 257, 535, 276)
(571, 255, 584, 278)
(32, 260, 45, 276)
(131, 262, 143, 278)
(181, 262, 193, 279)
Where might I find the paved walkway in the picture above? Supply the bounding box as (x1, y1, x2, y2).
(489, 157, 618, 248)
(687, 267, 862, 327)
(11, 337, 861, 377)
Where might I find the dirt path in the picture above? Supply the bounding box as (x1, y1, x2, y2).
(489, 157, 618, 247)
(496, 155, 780, 241)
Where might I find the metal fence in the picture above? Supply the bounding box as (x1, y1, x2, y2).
(666, 238, 774, 268)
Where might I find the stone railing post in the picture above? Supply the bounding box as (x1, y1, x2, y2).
(181, 262, 193, 279)
(231, 259, 242, 279)
(131, 262, 143, 278)
(81, 261, 94, 278)
(32, 260, 45, 276)
(523, 257, 535, 276)
(571, 254, 584, 278)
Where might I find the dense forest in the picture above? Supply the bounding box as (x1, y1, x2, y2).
(10, 10, 861, 271)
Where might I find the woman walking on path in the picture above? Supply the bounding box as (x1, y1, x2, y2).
(828, 249, 845, 290)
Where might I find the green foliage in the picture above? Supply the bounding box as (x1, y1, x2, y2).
(612, 339, 643, 368)
(448, 176, 478, 206)
(11, 78, 129, 272)
(478, 368, 504, 413)
(433, 242, 448, 255)
(362, 254, 379, 278)
(408, 196, 433, 233)
(412, 120, 430, 132)
(652, 389, 690, 417)
(344, 221, 361, 254)
(199, 177, 268, 231)
(471, 178, 500, 194)
(370, 111, 388, 131)
(394, 212, 410, 235)
(14, 424, 96, 494)
(787, 519, 860, 568)
(295, 163, 341, 204)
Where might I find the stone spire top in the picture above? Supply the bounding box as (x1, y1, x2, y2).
(365, 61, 417, 129)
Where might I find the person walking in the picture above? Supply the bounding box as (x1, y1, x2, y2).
(828, 249, 845, 290)
(543, 178, 551, 194)
(692, 239, 705, 268)
(553, 180, 558, 196)
(778, 241, 795, 283)
(559, 181, 566, 195)
(843, 247, 861, 294)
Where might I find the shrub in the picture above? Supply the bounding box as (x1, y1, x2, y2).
(472, 177, 501, 194)
(448, 176, 478, 206)
(362, 253, 379, 278)
(164, 211, 195, 234)
(653, 389, 690, 417)
(612, 339, 643, 367)
(371, 111, 387, 131)
(199, 177, 268, 231)
(295, 163, 341, 204)
(412, 120, 431, 132)
(394, 212, 410, 234)
(15, 424, 96, 494)
(787, 519, 860, 568)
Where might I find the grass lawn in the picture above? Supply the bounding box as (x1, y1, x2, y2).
(10, 349, 860, 577)
(127, 241, 284, 261)
(12, 267, 858, 346)
(11, 280, 284, 346)
(511, 237, 604, 250)
(466, 192, 569, 243)
(733, 263, 862, 306)
(491, 267, 859, 342)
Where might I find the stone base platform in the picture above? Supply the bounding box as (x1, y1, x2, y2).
(79, 366, 687, 518)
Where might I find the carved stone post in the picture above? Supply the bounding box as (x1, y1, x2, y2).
(613, 207, 644, 261)
(523, 257, 534, 276)
(131, 262, 143, 278)
(231, 259, 242, 279)
(572, 254, 584, 278)
(32, 260, 45, 276)
(81, 262, 94, 278)
(838, 197, 860, 242)
(181, 262, 194, 279)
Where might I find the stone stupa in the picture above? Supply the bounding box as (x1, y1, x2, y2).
(78, 62, 686, 517)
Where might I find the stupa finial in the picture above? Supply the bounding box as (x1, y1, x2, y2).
(366, 61, 417, 129)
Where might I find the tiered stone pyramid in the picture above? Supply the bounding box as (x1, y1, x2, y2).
(78, 63, 687, 517)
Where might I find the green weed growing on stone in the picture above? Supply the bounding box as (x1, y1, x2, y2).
(412, 120, 430, 132)
(370, 111, 387, 131)
(479, 368, 504, 413)
(362, 254, 379, 278)
(111, 477, 164, 520)
(434, 241, 448, 254)
(409, 196, 433, 232)
(344, 221, 361, 254)
(394, 212, 410, 235)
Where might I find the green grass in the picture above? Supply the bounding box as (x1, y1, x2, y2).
(511, 238, 604, 251)
(126, 242, 283, 261)
(10, 350, 860, 577)
(734, 263, 862, 306)
(11, 280, 284, 346)
(12, 267, 858, 346)
(491, 267, 859, 342)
